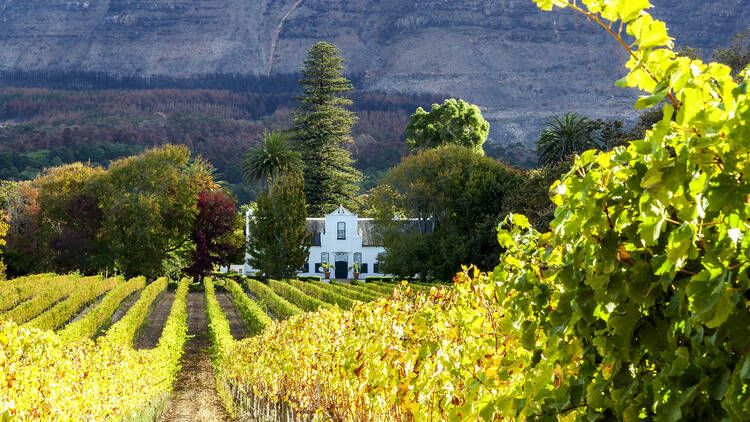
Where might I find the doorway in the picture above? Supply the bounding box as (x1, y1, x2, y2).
(334, 252, 348, 279)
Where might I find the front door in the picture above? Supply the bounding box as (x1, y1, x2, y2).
(335, 252, 348, 279)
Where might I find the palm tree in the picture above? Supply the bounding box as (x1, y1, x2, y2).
(242, 130, 303, 184)
(535, 112, 601, 166)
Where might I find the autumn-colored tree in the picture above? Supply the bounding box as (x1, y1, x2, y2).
(0, 211, 8, 281)
(183, 190, 242, 282)
(0, 181, 43, 276)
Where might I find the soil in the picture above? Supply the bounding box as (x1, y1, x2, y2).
(67, 291, 108, 325)
(215, 291, 250, 341)
(134, 291, 176, 350)
(108, 290, 142, 327)
(160, 292, 232, 422)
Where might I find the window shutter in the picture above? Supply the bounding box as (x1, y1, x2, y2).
(315, 263, 322, 273)
(361, 263, 368, 274)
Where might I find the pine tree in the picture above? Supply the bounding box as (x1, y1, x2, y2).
(291, 42, 361, 216)
(246, 173, 310, 280)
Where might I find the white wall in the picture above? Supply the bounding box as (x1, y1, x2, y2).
(234, 206, 390, 279)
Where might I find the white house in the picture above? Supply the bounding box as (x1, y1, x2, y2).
(226, 205, 390, 279)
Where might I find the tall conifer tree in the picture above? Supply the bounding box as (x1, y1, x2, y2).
(291, 42, 361, 216)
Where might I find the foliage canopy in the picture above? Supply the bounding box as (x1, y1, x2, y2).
(372, 145, 522, 281)
(404, 98, 490, 154)
(241, 129, 302, 185)
(247, 172, 311, 280)
(488, 0, 750, 420)
(535, 112, 602, 166)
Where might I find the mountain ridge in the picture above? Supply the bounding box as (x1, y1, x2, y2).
(0, 0, 747, 144)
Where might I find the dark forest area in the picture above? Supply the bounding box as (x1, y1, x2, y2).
(0, 72, 443, 204)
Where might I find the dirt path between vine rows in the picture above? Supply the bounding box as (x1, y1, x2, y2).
(134, 291, 176, 349)
(160, 291, 232, 422)
(215, 291, 250, 340)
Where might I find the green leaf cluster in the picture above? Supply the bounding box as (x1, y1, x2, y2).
(495, 1, 750, 419)
(405, 98, 490, 154)
(372, 144, 523, 281)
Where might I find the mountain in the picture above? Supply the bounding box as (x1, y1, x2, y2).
(0, 0, 748, 145)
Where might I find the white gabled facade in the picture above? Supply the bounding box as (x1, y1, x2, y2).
(225, 205, 390, 279)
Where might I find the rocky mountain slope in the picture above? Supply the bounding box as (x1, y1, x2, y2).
(0, 0, 747, 144)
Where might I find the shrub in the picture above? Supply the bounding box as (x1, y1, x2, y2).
(269, 280, 331, 312)
(244, 278, 300, 319)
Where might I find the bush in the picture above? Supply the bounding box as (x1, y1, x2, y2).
(488, 1, 750, 419)
(269, 280, 331, 312)
(104, 277, 168, 347)
(224, 277, 271, 336)
(59, 276, 146, 343)
(244, 278, 300, 319)
(289, 280, 353, 310)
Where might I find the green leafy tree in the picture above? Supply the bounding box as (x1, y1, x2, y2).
(372, 145, 522, 281)
(246, 173, 311, 280)
(242, 129, 302, 185)
(94, 145, 212, 278)
(535, 112, 601, 166)
(290, 42, 361, 216)
(486, 1, 750, 420)
(405, 98, 490, 154)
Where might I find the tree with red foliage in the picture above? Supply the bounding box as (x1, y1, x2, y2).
(184, 190, 242, 282)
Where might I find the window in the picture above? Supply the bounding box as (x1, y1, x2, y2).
(361, 263, 368, 274)
(353, 252, 362, 264)
(337, 222, 346, 239)
(321, 252, 329, 263)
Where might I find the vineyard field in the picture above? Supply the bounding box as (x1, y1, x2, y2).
(0, 273, 412, 420)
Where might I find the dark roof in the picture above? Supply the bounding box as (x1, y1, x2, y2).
(358, 219, 379, 246)
(304, 218, 382, 247)
(306, 218, 325, 246)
